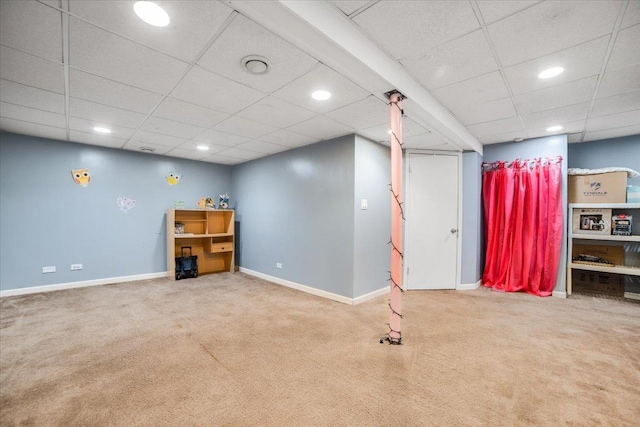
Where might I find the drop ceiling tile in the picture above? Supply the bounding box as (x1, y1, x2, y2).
(401, 30, 498, 90)
(0, 46, 64, 93)
(236, 96, 315, 129)
(69, 17, 189, 94)
(0, 79, 64, 114)
(331, 1, 372, 16)
(140, 116, 206, 139)
(153, 98, 229, 129)
(487, 0, 621, 67)
(324, 96, 389, 130)
(122, 141, 174, 155)
(165, 147, 212, 161)
(271, 64, 370, 114)
(201, 153, 244, 165)
(0, 102, 66, 128)
(193, 129, 249, 148)
(197, 14, 319, 93)
(468, 116, 523, 137)
(476, 1, 541, 24)
(258, 129, 319, 147)
(170, 66, 265, 114)
(70, 98, 147, 129)
(176, 140, 228, 154)
(591, 90, 640, 117)
(286, 116, 355, 140)
(526, 119, 586, 139)
(504, 36, 609, 95)
(598, 63, 640, 98)
(131, 130, 187, 148)
(521, 102, 591, 130)
(607, 24, 640, 72)
(216, 147, 265, 161)
(514, 76, 598, 115)
(0, 117, 66, 140)
(352, 1, 479, 60)
(69, 0, 233, 62)
(69, 117, 135, 139)
(69, 69, 162, 114)
(586, 109, 640, 132)
(69, 130, 127, 148)
(583, 124, 640, 142)
(0, 0, 62, 62)
(236, 140, 289, 154)
(214, 116, 278, 139)
(621, 0, 640, 29)
(432, 71, 510, 108)
(479, 131, 528, 145)
(449, 97, 517, 126)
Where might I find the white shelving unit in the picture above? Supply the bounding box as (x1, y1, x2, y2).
(567, 203, 640, 297)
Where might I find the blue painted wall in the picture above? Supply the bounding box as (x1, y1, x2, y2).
(568, 134, 640, 186)
(0, 132, 231, 291)
(231, 135, 356, 298)
(482, 135, 569, 293)
(353, 135, 391, 298)
(461, 151, 483, 285)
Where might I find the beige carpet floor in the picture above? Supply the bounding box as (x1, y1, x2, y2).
(1, 272, 639, 426)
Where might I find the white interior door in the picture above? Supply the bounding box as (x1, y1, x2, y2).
(406, 152, 460, 290)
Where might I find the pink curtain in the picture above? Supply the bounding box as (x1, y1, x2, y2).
(482, 157, 563, 297)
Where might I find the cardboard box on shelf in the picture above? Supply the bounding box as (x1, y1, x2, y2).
(568, 171, 627, 204)
(571, 270, 624, 296)
(572, 208, 612, 235)
(571, 244, 625, 265)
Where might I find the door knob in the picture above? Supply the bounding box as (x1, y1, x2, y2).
(451, 228, 457, 233)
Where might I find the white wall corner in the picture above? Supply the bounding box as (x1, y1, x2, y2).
(457, 279, 481, 291)
(0, 272, 169, 298)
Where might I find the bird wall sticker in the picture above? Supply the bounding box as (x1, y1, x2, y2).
(167, 171, 181, 185)
(71, 168, 91, 187)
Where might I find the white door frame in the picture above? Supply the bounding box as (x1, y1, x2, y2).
(404, 149, 463, 290)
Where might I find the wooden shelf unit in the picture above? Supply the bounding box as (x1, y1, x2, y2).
(167, 209, 235, 279)
(567, 203, 640, 296)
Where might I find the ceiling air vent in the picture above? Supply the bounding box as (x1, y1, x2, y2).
(241, 55, 270, 75)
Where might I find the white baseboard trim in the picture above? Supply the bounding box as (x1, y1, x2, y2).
(353, 287, 388, 305)
(239, 267, 354, 305)
(0, 272, 168, 298)
(457, 280, 481, 291)
(552, 290, 567, 298)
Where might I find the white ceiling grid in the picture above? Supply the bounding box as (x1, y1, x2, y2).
(0, 0, 639, 165)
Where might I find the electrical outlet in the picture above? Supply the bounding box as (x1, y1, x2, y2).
(361, 199, 368, 210)
(276, 263, 282, 269)
(71, 264, 82, 271)
(42, 266, 56, 274)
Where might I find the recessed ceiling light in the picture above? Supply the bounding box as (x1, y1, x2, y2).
(546, 125, 563, 132)
(93, 127, 111, 134)
(134, 1, 170, 27)
(196, 145, 209, 151)
(241, 55, 270, 75)
(140, 146, 156, 152)
(312, 90, 331, 101)
(538, 67, 564, 79)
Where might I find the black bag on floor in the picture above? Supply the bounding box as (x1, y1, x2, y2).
(175, 246, 198, 280)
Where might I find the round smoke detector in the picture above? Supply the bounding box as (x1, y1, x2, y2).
(242, 55, 270, 75)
